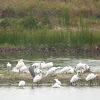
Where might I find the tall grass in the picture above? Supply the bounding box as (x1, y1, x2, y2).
(0, 0, 100, 49)
(0, 26, 100, 49)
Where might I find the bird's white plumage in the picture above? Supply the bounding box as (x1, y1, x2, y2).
(46, 67, 57, 76)
(41, 62, 53, 69)
(75, 62, 90, 73)
(20, 65, 28, 73)
(7, 62, 12, 70)
(33, 72, 42, 83)
(52, 83, 61, 88)
(12, 68, 19, 73)
(15, 59, 25, 70)
(34, 68, 42, 74)
(75, 62, 85, 71)
(32, 62, 45, 69)
(67, 67, 74, 74)
(54, 79, 61, 85)
(86, 73, 97, 81)
(18, 80, 25, 87)
(60, 66, 70, 73)
(82, 65, 91, 73)
(70, 73, 79, 83)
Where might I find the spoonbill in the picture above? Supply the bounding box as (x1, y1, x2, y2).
(70, 72, 81, 85)
(20, 65, 28, 73)
(7, 62, 12, 71)
(41, 62, 53, 69)
(18, 80, 25, 88)
(32, 62, 45, 69)
(67, 66, 74, 74)
(75, 62, 90, 73)
(60, 66, 71, 73)
(46, 67, 58, 76)
(86, 73, 98, 85)
(52, 79, 61, 88)
(15, 59, 25, 73)
(33, 71, 42, 86)
(54, 79, 61, 85)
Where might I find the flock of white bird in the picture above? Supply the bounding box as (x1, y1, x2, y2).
(6, 59, 98, 88)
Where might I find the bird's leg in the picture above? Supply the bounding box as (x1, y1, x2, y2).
(70, 82, 72, 86)
(7, 70, 10, 75)
(90, 80, 92, 86)
(37, 82, 39, 87)
(91, 80, 93, 86)
(19, 69, 20, 74)
(96, 76, 98, 85)
(89, 80, 91, 86)
(75, 82, 76, 86)
(32, 79, 34, 89)
(87, 81, 88, 86)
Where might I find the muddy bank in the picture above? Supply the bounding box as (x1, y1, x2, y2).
(0, 46, 100, 55)
(0, 71, 100, 86)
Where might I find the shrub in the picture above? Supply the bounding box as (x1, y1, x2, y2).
(41, 16, 50, 25)
(21, 16, 38, 29)
(0, 19, 11, 28)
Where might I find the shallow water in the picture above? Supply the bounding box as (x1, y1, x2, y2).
(0, 86, 100, 100)
(0, 52, 100, 72)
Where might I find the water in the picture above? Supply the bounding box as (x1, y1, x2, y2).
(0, 53, 100, 100)
(0, 52, 100, 72)
(0, 86, 100, 100)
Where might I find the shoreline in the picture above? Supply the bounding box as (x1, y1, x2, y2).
(0, 83, 99, 87)
(0, 46, 100, 55)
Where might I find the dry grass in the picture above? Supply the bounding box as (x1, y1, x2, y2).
(0, 70, 100, 85)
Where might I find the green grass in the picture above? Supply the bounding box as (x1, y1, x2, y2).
(0, 25, 100, 49)
(0, 0, 100, 49)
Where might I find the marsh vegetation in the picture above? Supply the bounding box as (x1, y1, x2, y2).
(0, 0, 100, 51)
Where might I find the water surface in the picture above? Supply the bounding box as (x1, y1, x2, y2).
(0, 86, 99, 100)
(0, 52, 100, 72)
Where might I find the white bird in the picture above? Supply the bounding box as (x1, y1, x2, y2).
(54, 79, 61, 85)
(34, 68, 42, 74)
(33, 71, 42, 85)
(46, 67, 58, 76)
(67, 66, 74, 74)
(32, 62, 45, 69)
(70, 72, 80, 84)
(15, 59, 25, 72)
(75, 62, 84, 71)
(41, 62, 53, 69)
(7, 62, 12, 70)
(18, 80, 25, 88)
(75, 62, 90, 73)
(52, 82, 61, 88)
(12, 68, 19, 73)
(86, 73, 97, 81)
(82, 65, 91, 73)
(52, 79, 61, 88)
(20, 65, 28, 73)
(86, 73, 98, 85)
(60, 66, 71, 73)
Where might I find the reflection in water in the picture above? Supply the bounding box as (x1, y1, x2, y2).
(0, 52, 100, 72)
(0, 86, 100, 100)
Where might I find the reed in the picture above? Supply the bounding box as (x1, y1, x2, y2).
(0, 25, 100, 49)
(0, 0, 100, 49)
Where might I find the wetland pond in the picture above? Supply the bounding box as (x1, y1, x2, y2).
(0, 52, 100, 72)
(0, 52, 100, 100)
(0, 86, 100, 100)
